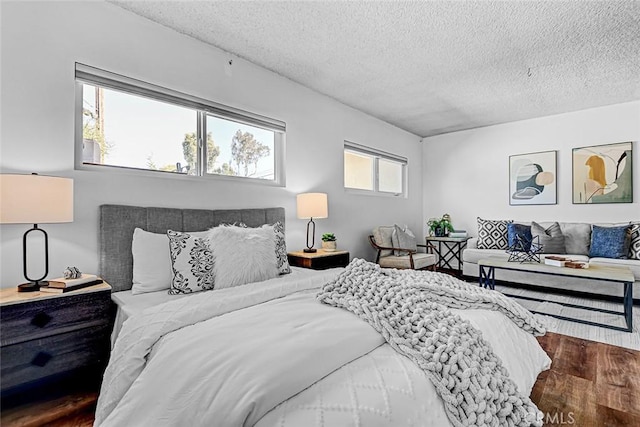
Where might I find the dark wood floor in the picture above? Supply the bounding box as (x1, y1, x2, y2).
(531, 332, 640, 426)
(2, 332, 639, 426)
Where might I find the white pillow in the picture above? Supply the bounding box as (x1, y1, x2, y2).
(131, 228, 172, 295)
(131, 228, 206, 295)
(208, 224, 279, 289)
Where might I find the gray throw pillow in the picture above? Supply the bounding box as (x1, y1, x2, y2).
(561, 222, 591, 255)
(391, 225, 417, 256)
(531, 221, 566, 254)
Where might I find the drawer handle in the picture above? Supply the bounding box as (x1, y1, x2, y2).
(31, 312, 52, 328)
(31, 352, 53, 367)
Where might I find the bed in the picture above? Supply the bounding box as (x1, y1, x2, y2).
(96, 204, 552, 427)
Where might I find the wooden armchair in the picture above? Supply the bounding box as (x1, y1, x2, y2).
(368, 235, 437, 271)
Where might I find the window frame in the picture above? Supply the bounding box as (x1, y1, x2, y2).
(343, 141, 407, 197)
(74, 63, 286, 186)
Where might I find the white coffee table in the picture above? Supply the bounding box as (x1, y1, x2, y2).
(478, 257, 634, 332)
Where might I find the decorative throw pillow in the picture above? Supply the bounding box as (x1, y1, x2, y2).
(207, 224, 279, 289)
(230, 222, 291, 275)
(373, 226, 395, 257)
(167, 230, 215, 295)
(530, 222, 565, 254)
(477, 218, 513, 250)
(561, 223, 592, 255)
(629, 223, 640, 260)
(271, 222, 291, 275)
(589, 225, 629, 259)
(507, 223, 532, 252)
(391, 225, 417, 256)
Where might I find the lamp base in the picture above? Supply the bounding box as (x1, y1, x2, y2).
(303, 248, 317, 253)
(17, 281, 48, 292)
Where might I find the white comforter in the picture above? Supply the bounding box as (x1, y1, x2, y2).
(96, 269, 550, 427)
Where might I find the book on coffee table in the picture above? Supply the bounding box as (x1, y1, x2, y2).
(544, 256, 568, 267)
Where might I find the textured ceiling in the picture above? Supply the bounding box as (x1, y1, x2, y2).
(110, 1, 640, 137)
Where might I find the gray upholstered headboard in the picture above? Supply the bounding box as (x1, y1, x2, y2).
(99, 204, 285, 292)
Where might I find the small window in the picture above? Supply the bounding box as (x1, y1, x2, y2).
(344, 141, 407, 196)
(75, 63, 285, 184)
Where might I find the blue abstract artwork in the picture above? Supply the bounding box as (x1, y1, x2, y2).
(509, 150, 557, 205)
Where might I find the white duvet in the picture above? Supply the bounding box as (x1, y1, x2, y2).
(96, 269, 550, 427)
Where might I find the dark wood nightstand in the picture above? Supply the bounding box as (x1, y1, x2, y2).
(288, 249, 350, 270)
(0, 282, 112, 400)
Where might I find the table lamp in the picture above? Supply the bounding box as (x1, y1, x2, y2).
(0, 173, 74, 292)
(296, 192, 328, 253)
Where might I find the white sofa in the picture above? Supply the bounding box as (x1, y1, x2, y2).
(462, 221, 640, 300)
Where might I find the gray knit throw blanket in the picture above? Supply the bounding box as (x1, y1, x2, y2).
(317, 259, 546, 427)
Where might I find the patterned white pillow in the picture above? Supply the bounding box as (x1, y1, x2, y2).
(167, 230, 215, 294)
(477, 217, 513, 250)
(629, 222, 640, 260)
(271, 222, 291, 275)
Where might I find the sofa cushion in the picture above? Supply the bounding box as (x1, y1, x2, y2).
(531, 222, 565, 254)
(477, 217, 512, 250)
(629, 223, 640, 260)
(589, 225, 630, 259)
(559, 223, 591, 256)
(463, 248, 507, 264)
(507, 223, 532, 252)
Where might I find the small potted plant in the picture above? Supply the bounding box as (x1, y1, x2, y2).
(321, 233, 337, 252)
(427, 216, 454, 237)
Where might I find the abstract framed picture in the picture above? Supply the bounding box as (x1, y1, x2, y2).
(572, 141, 633, 204)
(509, 150, 557, 205)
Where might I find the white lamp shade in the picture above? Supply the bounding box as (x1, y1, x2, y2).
(296, 193, 328, 219)
(0, 174, 74, 224)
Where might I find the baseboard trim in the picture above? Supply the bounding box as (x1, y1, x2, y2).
(461, 275, 640, 306)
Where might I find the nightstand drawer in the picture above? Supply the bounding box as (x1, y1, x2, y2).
(0, 291, 111, 346)
(1, 324, 111, 391)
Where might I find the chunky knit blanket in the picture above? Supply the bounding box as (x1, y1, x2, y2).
(317, 259, 546, 427)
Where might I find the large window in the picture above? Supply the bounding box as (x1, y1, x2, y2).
(344, 141, 407, 196)
(76, 64, 284, 184)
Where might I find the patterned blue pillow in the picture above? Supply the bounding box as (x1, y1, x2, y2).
(589, 225, 629, 259)
(507, 223, 532, 252)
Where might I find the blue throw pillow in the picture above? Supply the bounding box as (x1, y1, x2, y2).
(589, 225, 629, 259)
(507, 223, 532, 252)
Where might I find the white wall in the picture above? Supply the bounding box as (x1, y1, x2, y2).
(422, 101, 640, 236)
(0, 1, 423, 287)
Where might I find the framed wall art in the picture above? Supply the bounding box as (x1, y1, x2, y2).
(509, 150, 557, 205)
(572, 141, 633, 204)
